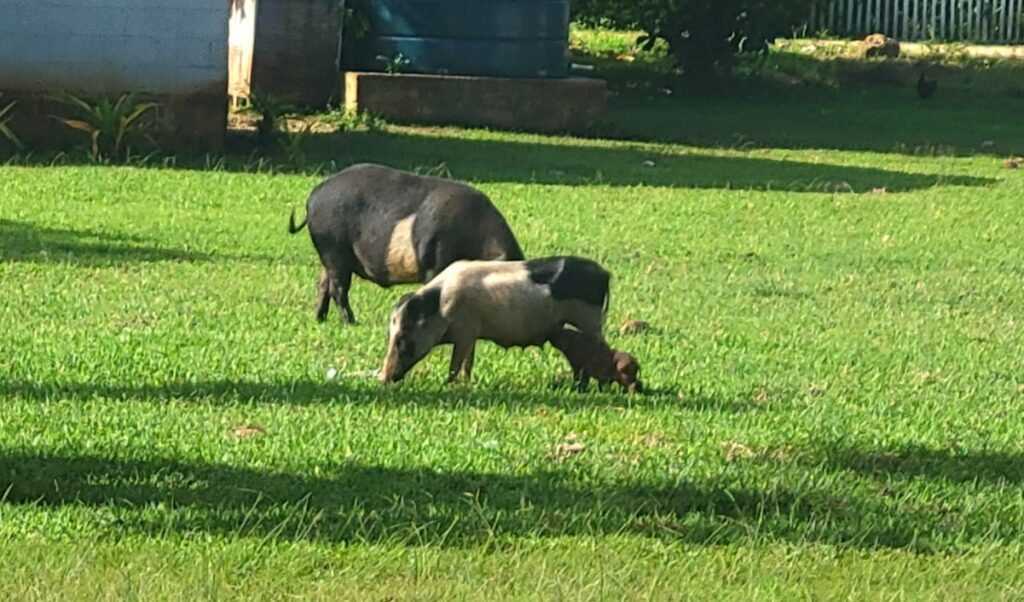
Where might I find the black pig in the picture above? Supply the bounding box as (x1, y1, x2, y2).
(289, 163, 524, 324)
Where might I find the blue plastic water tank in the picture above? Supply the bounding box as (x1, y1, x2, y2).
(354, 0, 570, 78)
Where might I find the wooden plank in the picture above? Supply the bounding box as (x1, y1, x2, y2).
(1013, 0, 1020, 41)
(956, 0, 963, 38)
(914, 0, 920, 38)
(931, 0, 937, 37)
(1007, 0, 1015, 40)
(959, 0, 965, 38)
(921, 0, 929, 37)
(950, 0, 957, 38)
(978, 0, 983, 40)
(953, 0, 959, 38)
(983, 0, 990, 41)
(909, 0, 917, 38)
(1003, 0, 1008, 40)
(948, 0, 954, 38)
(964, 0, 972, 39)
(943, 0, 948, 37)
(1002, 0, 1011, 40)
(995, 0, 1003, 39)
(994, 0, 1002, 40)
(922, 0, 927, 37)
(999, 0, 1006, 39)
(967, 0, 974, 40)
(848, 0, 856, 33)
(1005, 0, 1011, 40)
(980, 0, 985, 42)
(923, 0, 929, 37)
(828, 0, 837, 34)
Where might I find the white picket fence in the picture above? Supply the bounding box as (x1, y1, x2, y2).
(807, 0, 1024, 42)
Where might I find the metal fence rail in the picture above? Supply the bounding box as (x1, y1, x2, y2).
(808, 0, 1024, 42)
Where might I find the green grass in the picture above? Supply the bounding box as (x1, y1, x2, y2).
(3, 33, 1024, 600)
(570, 26, 1024, 157)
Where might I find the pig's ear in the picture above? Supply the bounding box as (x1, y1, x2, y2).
(394, 292, 415, 311)
(419, 288, 440, 318)
(405, 289, 441, 324)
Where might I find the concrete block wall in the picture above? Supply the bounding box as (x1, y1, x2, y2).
(0, 0, 229, 149)
(345, 72, 607, 134)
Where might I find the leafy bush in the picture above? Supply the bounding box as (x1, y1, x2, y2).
(573, 0, 816, 80)
(341, 0, 373, 67)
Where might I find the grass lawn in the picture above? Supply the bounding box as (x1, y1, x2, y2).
(2, 31, 1024, 600)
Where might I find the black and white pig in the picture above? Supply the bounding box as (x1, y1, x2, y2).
(288, 163, 524, 324)
(379, 256, 611, 384)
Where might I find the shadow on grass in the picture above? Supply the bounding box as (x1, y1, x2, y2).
(8, 128, 995, 193)
(0, 448, 996, 551)
(823, 444, 1024, 484)
(0, 219, 282, 266)
(289, 130, 993, 192)
(0, 378, 766, 414)
(582, 42, 1024, 157)
(0, 219, 212, 266)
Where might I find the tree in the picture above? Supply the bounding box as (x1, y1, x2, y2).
(573, 0, 816, 81)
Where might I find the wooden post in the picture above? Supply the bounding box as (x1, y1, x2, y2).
(982, 0, 987, 41)
(1013, 0, 1020, 41)
(909, 0, 917, 37)
(967, 0, 973, 40)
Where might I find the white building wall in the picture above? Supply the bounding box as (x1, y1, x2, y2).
(0, 0, 228, 95)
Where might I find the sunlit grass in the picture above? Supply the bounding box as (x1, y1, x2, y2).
(3, 43, 1024, 598)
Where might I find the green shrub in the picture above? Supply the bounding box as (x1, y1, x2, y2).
(320, 107, 386, 132)
(573, 0, 816, 80)
(236, 88, 298, 148)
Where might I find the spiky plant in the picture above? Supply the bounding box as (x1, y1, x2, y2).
(0, 101, 24, 151)
(53, 92, 160, 162)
